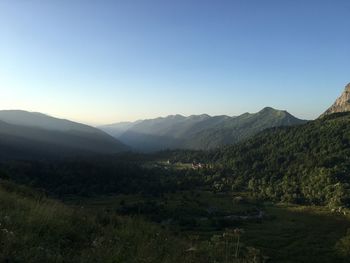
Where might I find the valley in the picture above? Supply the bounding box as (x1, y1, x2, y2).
(66, 191, 350, 263)
(2, 174, 349, 263)
(2, 1, 349, 262)
(1, 86, 350, 262)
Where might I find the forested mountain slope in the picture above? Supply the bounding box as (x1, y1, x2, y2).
(210, 112, 350, 206)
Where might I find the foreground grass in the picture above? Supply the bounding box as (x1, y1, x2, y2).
(0, 181, 264, 263)
(68, 191, 350, 262)
(1, 179, 348, 262)
(241, 204, 350, 263)
(0, 180, 190, 263)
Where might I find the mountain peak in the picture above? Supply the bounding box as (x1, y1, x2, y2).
(321, 83, 350, 117)
(165, 114, 185, 119)
(345, 83, 350, 91)
(260, 106, 276, 112)
(258, 107, 283, 114)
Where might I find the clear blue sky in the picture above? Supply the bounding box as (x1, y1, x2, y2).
(0, 0, 349, 125)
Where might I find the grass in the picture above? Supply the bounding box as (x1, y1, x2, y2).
(0, 180, 189, 263)
(243, 204, 350, 263)
(67, 191, 350, 262)
(0, 180, 265, 263)
(66, 190, 260, 233)
(1, 179, 349, 262)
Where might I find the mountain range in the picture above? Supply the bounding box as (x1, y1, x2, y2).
(0, 110, 128, 159)
(1, 83, 349, 157)
(99, 107, 307, 152)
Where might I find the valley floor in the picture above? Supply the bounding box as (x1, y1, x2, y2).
(66, 190, 350, 263)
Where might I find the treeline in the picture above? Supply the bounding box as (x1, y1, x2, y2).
(0, 155, 212, 198)
(0, 157, 158, 197)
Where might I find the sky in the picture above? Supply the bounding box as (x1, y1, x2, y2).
(0, 0, 349, 125)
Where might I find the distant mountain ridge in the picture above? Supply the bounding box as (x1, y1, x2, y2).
(0, 110, 128, 159)
(0, 110, 103, 133)
(100, 107, 307, 152)
(100, 121, 142, 138)
(320, 83, 350, 117)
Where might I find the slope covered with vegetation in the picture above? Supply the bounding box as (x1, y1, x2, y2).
(205, 112, 350, 206)
(182, 107, 306, 150)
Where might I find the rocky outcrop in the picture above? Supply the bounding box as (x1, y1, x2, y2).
(321, 83, 350, 117)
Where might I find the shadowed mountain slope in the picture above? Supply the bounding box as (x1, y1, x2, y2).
(0, 110, 128, 159)
(100, 107, 307, 152)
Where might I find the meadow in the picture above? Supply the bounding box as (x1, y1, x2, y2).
(67, 189, 350, 262)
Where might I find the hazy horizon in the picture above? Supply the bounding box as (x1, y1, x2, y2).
(1, 0, 349, 125)
(0, 106, 311, 127)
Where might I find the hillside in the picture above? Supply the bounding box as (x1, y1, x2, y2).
(100, 107, 306, 152)
(0, 110, 100, 132)
(208, 112, 350, 206)
(0, 110, 127, 159)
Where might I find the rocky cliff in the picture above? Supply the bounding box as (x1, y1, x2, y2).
(321, 83, 350, 117)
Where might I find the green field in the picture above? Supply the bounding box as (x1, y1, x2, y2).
(66, 191, 350, 262)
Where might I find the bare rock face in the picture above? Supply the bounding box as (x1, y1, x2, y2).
(321, 83, 350, 117)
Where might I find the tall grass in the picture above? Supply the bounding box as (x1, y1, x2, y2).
(0, 180, 188, 263)
(0, 180, 262, 263)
